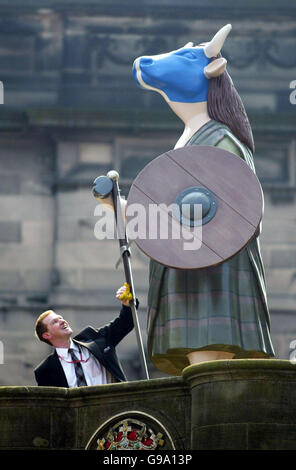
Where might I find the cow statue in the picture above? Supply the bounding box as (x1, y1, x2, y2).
(132, 24, 275, 376)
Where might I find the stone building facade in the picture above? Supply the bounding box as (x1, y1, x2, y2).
(0, 0, 295, 385)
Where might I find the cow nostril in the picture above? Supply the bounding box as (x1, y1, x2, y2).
(140, 58, 154, 66)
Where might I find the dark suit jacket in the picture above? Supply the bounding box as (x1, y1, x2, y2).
(34, 304, 134, 387)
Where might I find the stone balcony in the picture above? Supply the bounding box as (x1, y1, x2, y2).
(1, 359, 296, 450)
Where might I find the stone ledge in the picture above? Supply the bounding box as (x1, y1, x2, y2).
(1, 109, 295, 134)
(182, 359, 296, 385)
(0, 0, 294, 17)
(0, 375, 185, 401)
(0, 360, 296, 449)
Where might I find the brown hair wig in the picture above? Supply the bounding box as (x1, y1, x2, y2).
(207, 55, 255, 154)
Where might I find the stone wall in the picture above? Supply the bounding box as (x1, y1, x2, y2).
(0, 360, 296, 451)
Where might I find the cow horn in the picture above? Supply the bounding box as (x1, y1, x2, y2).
(204, 24, 232, 58)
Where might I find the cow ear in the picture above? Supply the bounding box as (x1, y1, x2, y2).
(204, 57, 227, 78)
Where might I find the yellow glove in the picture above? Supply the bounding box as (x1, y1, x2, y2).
(118, 283, 133, 302)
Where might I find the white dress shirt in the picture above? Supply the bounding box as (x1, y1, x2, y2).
(56, 339, 112, 388)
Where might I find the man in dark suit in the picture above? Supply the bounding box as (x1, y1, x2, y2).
(34, 285, 136, 387)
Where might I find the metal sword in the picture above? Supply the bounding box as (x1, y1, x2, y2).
(92, 171, 149, 380)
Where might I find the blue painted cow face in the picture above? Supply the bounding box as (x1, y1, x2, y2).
(132, 24, 232, 104)
(133, 45, 210, 103)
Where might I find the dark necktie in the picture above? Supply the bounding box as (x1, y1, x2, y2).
(68, 346, 87, 387)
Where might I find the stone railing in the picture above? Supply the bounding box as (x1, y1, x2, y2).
(1, 359, 296, 450)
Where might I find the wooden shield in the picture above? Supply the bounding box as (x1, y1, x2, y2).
(126, 145, 263, 269)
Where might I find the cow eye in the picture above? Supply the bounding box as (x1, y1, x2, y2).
(182, 51, 196, 59)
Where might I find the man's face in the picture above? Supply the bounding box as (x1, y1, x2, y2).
(42, 311, 73, 345)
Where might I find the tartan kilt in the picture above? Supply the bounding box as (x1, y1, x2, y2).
(147, 239, 275, 375)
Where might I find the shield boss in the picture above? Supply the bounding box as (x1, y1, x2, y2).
(126, 145, 263, 269)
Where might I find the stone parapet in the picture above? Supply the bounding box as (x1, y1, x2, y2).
(1, 360, 296, 450)
(183, 359, 296, 450)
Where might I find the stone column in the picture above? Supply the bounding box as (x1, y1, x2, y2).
(182, 359, 296, 450)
